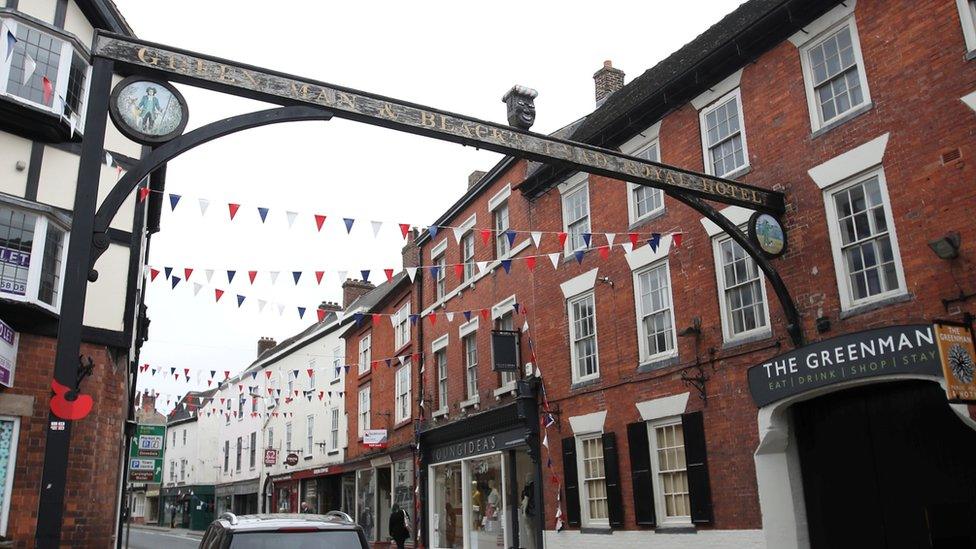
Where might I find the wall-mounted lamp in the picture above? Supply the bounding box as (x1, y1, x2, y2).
(928, 232, 961, 260)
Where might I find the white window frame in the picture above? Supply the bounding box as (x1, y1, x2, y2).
(797, 16, 872, 132)
(698, 88, 750, 178)
(249, 431, 257, 469)
(434, 253, 447, 300)
(461, 232, 475, 282)
(395, 360, 412, 423)
(306, 414, 314, 456)
(627, 141, 664, 224)
(358, 385, 371, 437)
(0, 416, 20, 537)
(493, 201, 511, 258)
(957, 0, 976, 54)
(633, 260, 678, 364)
(332, 346, 343, 381)
(0, 203, 70, 313)
(463, 332, 478, 401)
(235, 437, 242, 471)
(712, 227, 772, 343)
(358, 332, 371, 374)
(647, 417, 693, 527)
(393, 301, 410, 350)
(330, 407, 340, 450)
(285, 422, 293, 452)
(559, 174, 591, 255)
(567, 291, 600, 384)
(575, 434, 609, 528)
(822, 168, 907, 311)
(431, 334, 449, 414)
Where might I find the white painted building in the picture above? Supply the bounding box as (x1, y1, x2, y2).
(162, 389, 220, 530)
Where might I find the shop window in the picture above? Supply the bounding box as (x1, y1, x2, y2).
(358, 385, 370, 436)
(467, 454, 507, 547)
(560, 177, 591, 254)
(393, 302, 410, 349)
(568, 292, 599, 383)
(0, 17, 90, 131)
(699, 89, 749, 177)
(356, 468, 376, 541)
(464, 334, 478, 400)
(635, 261, 677, 363)
(628, 142, 664, 224)
(493, 201, 510, 258)
(358, 333, 371, 375)
(799, 20, 871, 131)
(330, 408, 340, 450)
(432, 461, 463, 548)
(395, 361, 411, 423)
(249, 432, 256, 468)
(713, 229, 770, 343)
(393, 459, 414, 524)
(0, 204, 69, 311)
(824, 171, 906, 310)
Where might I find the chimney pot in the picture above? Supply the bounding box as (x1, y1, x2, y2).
(342, 278, 376, 308)
(468, 170, 487, 189)
(593, 59, 625, 106)
(257, 336, 277, 358)
(401, 228, 421, 269)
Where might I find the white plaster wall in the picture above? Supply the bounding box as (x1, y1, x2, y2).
(35, 145, 77, 209)
(96, 158, 136, 231)
(214, 378, 264, 487)
(543, 529, 765, 548)
(16, 0, 57, 23)
(195, 410, 222, 486)
(164, 419, 221, 488)
(63, 0, 94, 49)
(82, 242, 127, 331)
(0, 133, 30, 197)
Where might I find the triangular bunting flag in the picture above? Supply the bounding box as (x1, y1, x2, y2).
(184, 268, 193, 281)
(628, 232, 640, 248)
(445, 311, 455, 322)
(170, 276, 181, 289)
(409, 314, 419, 326)
(463, 310, 472, 321)
(227, 270, 236, 284)
(526, 256, 537, 271)
(192, 282, 203, 296)
(582, 233, 592, 247)
(343, 218, 355, 233)
(501, 259, 512, 274)
(428, 225, 439, 238)
(198, 198, 210, 215)
(314, 214, 326, 232)
(605, 233, 616, 246)
(163, 267, 173, 280)
(149, 268, 160, 281)
(317, 308, 327, 322)
(138, 187, 151, 202)
(452, 226, 464, 244)
(371, 220, 383, 238)
(360, 270, 370, 282)
(258, 299, 267, 312)
(168, 193, 181, 211)
(257, 207, 269, 223)
(531, 231, 542, 248)
(405, 267, 417, 282)
(453, 263, 464, 280)
(399, 223, 411, 239)
(42, 76, 53, 105)
(427, 312, 437, 325)
(205, 269, 214, 283)
(228, 203, 240, 220)
(557, 232, 568, 248)
(236, 295, 246, 307)
(506, 229, 517, 247)
(429, 265, 440, 279)
(314, 271, 325, 284)
(270, 271, 280, 284)
(215, 289, 224, 302)
(598, 245, 610, 260)
(292, 271, 303, 285)
(384, 268, 394, 282)
(248, 270, 258, 284)
(286, 211, 298, 228)
(480, 229, 492, 246)
(649, 232, 661, 252)
(672, 232, 683, 247)
(574, 250, 585, 264)
(480, 308, 491, 321)
(548, 253, 561, 269)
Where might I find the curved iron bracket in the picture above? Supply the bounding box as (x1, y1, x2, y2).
(89, 105, 334, 270)
(669, 193, 804, 347)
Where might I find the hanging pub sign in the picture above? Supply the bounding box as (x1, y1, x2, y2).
(491, 330, 520, 372)
(0, 317, 18, 388)
(747, 325, 942, 407)
(109, 76, 189, 145)
(264, 449, 278, 466)
(934, 320, 976, 403)
(363, 429, 388, 449)
(748, 211, 787, 258)
(284, 452, 299, 466)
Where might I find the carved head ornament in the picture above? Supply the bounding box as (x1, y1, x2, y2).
(502, 85, 538, 130)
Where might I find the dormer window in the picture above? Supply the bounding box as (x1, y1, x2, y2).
(0, 201, 68, 312)
(0, 14, 91, 137)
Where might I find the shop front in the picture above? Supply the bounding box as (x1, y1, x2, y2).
(161, 485, 215, 531)
(348, 449, 416, 544)
(420, 392, 543, 549)
(215, 479, 260, 516)
(268, 465, 347, 514)
(270, 474, 299, 513)
(751, 324, 976, 549)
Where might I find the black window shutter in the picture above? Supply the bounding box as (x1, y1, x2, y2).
(626, 422, 656, 527)
(682, 411, 713, 524)
(561, 436, 581, 527)
(601, 432, 624, 527)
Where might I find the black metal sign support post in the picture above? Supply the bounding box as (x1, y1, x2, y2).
(35, 56, 115, 549)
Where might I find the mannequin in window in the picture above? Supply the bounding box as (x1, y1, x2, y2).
(484, 480, 501, 533)
(519, 474, 536, 549)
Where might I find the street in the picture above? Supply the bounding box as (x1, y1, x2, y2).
(124, 528, 200, 549)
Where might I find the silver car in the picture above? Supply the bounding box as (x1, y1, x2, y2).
(198, 512, 369, 548)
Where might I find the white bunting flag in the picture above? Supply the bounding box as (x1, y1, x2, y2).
(192, 282, 203, 296)
(452, 226, 465, 244)
(286, 211, 298, 228)
(405, 267, 417, 282)
(445, 312, 455, 322)
(276, 303, 285, 316)
(548, 253, 561, 269)
(476, 261, 489, 275)
(204, 269, 214, 283)
(258, 299, 267, 313)
(269, 271, 280, 284)
(605, 233, 616, 246)
(531, 231, 543, 248)
(371, 221, 383, 238)
(68, 115, 76, 138)
(337, 270, 347, 282)
(522, 320, 529, 333)
(198, 198, 210, 216)
(398, 355, 407, 366)
(622, 242, 634, 255)
(22, 53, 36, 84)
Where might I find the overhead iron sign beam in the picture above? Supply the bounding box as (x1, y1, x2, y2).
(93, 32, 784, 214)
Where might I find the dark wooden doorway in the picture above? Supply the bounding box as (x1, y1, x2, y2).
(794, 381, 976, 549)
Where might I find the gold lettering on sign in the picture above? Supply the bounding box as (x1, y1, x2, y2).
(290, 83, 314, 99)
(438, 114, 452, 132)
(335, 92, 357, 110)
(419, 111, 436, 128)
(217, 65, 234, 82)
(378, 103, 397, 120)
(241, 70, 259, 88)
(136, 48, 159, 66)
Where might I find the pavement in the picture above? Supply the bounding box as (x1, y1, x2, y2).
(123, 524, 202, 549)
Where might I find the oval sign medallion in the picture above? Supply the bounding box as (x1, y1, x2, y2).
(109, 77, 188, 145)
(285, 452, 299, 466)
(748, 212, 787, 258)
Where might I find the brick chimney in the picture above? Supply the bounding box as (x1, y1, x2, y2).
(318, 301, 342, 313)
(342, 279, 375, 308)
(141, 391, 157, 413)
(594, 60, 625, 106)
(468, 170, 487, 189)
(257, 336, 277, 357)
(402, 228, 420, 269)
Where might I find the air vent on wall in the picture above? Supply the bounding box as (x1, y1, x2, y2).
(941, 148, 962, 165)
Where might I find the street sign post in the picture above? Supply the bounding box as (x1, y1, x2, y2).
(127, 424, 165, 483)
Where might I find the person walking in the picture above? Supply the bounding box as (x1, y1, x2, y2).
(389, 502, 410, 549)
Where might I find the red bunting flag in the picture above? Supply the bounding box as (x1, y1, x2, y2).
(428, 312, 437, 325)
(526, 256, 537, 272)
(453, 263, 464, 280)
(149, 268, 160, 281)
(412, 353, 421, 365)
(265, 371, 273, 379)
(184, 368, 190, 377)
(215, 289, 225, 302)
(248, 271, 258, 284)
(42, 76, 53, 104)
(672, 232, 683, 247)
(598, 245, 610, 260)
(315, 271, 325, 284)
(316, 308, 327, 322)
(384, 269, 394, 282)
(228, 203, 240, 220)
(480, 308, 490, 321)
(372, 313, 382, 324)
(314, 214, 327, 231)
(306, 368, 314, 378)
(628, 233, 639, 248)
(184, 268, 193, 280)
(480, 229, 492, 246)
(399, 223, 411, 239)
(138, 187, 151, 202)
(224, 371, 230, 379)
(558, 232, 568, 248)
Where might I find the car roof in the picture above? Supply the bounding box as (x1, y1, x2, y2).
(216, 513, 360, 532)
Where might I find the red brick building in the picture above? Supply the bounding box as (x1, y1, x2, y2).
(341, 272, 420, 546)
(408, 1, 976, 548)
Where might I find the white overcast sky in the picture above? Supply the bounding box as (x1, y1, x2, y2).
(120, 0, 746, 412)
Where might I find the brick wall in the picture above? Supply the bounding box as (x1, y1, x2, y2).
(5, 334, 128, 547)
